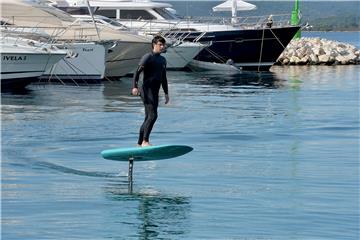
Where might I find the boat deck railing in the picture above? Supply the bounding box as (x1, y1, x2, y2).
(1, 16, 104, 42)
(117, 18, 179, 34)
(118, 13, 294, 34)
(180, 13, 294, 30)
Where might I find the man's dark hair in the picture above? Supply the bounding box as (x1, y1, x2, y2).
(152, 35, 166, 46)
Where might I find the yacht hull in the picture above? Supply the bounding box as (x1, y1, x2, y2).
(1, 53, 65, 80)
(187, 59, 240, 72)
(1, 52, 66, 90)
(41, 42, 106, 81)
(104, 41, 151, 78)
(164, 42, 206, 69)
(178, 26, 301, 71)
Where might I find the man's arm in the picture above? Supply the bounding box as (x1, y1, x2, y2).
(132, 65, 143, 89)
(161, 66, 169, 104)
(132, 65, 143, 95)
(132, 53, 150, 95)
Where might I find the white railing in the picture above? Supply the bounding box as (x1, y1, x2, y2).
(116, 13, 294, 37)
(1, 16, 102, 42)
(184, 14, 293, 29)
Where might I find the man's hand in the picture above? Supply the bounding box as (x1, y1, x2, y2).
(165, 94, 169, 104)
(132, 88, 139, 96)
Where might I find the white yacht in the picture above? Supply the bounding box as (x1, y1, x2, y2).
(1, 0, 151, 78)
(55, 0, 301, 71)
(187, 59, 241, 73)
(0, 35, 67, 89)
(41, 42, 106, 81)
(72, 14, 130, 31)
(164, 41, 207, 69)
(71, 14, 207, 69)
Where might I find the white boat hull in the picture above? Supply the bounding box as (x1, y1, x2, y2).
(42, 42, 106, 80)
(164, 42, 206, 69)
(1, 50, 66, 80)
(1, 53, 51, 79)
(187, 59, 241, 72)
(104, 41, 151, 78)
(1, 39, 66, 80)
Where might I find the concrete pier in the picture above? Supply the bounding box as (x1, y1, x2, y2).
(276, 37, 360, 65)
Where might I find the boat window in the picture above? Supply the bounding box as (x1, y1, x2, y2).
(119, 10, 155, 20)
(153, 8, 178, 20)
(102, 18, 126, 27)
(58, 7, 90, 15)
(1, 20, 13, 26)
(169, 28, 197, 32)
(95, 9, 117, 19)
(82, 19, 104, 25)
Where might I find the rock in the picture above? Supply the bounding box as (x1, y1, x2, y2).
(305, 48, 313, 56)
(290, 56, 300, 64)
(330, 50, 338, 58)
(299, 56, 310, 64)
(282, 58, 290, 65)
(314, 47, 326, 56)
(318, 54, 330, 63)
(309, 54, 319, 64)
(346, 53, 358, 63)
(335, 55, 347, 63)
(338, 49, 349, 56)
(277, 37, 360, 65)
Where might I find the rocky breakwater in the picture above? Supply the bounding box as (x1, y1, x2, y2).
(276, 37, 360, 65)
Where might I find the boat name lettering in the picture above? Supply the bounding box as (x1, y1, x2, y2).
(3, 55, 27, 61)
(83, 48, 94, 52)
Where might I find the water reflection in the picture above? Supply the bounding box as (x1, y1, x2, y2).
(180, 70, 286, 88)
(104, 181, 191, 240)
(102, 79, 142, 112)
(1, 86, 33, 95)
(1, 83, 104, 114)
(272, 65, 360, 88)
(101, 70, 285, 105)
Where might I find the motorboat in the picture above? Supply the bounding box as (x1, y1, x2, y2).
(41, 42, 106, 82)
(164, 41, 207, 69)
(72, 14, 129, 31)
(187, 59, 241, 73)
(71, 14, 207, 70)
(1, 0, 152, 79)
(53, 0, 301, 71)
(0, 34, 67, 90)
(1, 22, 107, 82)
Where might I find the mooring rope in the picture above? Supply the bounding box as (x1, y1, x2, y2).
(269, 28, 286, 49)
(203, 45, 227, 64)
(258, 28, 265, 72)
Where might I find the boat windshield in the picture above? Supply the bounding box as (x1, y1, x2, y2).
(102, 18, 126, 27)
(153, 8, 179, 20)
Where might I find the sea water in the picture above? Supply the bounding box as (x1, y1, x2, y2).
(1, 33, 359, 239)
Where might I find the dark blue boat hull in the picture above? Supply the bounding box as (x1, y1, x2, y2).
(167, 26, 300, 71)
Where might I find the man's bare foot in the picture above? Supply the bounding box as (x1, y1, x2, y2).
(141, 141, 152, 147)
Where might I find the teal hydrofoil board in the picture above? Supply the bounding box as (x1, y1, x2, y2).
(101, 144, 193, 161)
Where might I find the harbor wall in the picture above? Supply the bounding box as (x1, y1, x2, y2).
(276, 37, 360, 65)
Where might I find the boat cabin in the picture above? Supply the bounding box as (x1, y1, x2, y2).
(53, 0, 180, 21)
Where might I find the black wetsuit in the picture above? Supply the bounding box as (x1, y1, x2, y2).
(133, 52, 168, 145)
